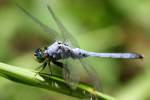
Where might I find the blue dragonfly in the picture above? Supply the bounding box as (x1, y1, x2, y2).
(16, 4, 143, 93)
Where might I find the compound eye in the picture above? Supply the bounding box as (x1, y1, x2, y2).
(34, 48, 43, 57)
(34, 48, 45, 63)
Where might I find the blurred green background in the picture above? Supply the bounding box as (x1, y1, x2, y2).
(0, 0, 149, 100)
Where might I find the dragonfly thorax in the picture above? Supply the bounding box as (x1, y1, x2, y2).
(44, 41, 74, 61)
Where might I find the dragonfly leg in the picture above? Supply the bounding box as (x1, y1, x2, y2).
(35, 62, 47, 77)
(38, 73, 51, 76)
(48, 61, 52, 76)
(52, 61, 70, 83)
(52, 61, 73, 93)
(52, 61, 64, 68)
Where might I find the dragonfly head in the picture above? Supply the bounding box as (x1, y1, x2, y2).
(33, 48, 46, 63)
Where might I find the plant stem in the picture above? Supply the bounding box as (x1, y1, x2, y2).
(0, 62, 115, 100)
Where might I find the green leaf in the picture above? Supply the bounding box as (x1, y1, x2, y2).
(0, 62, 115, 100)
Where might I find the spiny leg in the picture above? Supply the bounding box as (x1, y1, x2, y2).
(48, 61, 52, 76)
(35, 62, 47, 77)
(52, 61, 64, 68)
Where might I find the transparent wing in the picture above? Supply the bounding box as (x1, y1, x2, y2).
(16, 4, 61, 40)
(79, 59, 101, 91)
(47, 4, 101, 90)
(61, 57, 101, 91)
(47, 5, 79, 47)
(47, 4, 82, 88)
(62, 58, 81, 89)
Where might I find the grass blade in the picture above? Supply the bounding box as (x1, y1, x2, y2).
(0, 62, 115, 100)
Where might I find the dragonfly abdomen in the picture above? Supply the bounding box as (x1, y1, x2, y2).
(88, 52, 143, 59)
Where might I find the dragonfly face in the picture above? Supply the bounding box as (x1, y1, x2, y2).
(34, 48, 46, 63)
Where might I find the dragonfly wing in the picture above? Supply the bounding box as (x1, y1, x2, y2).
(47, 5, 101, 90)
(16, 4, 61, 40)
(47, 5, 79, 47)
(79, 59, 101, 91)
(62, 58, 81, 89)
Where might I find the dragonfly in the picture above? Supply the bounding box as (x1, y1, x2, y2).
(16, 4, 143, 92)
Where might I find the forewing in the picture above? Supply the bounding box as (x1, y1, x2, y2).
(47, 5, 79, 47)
(47, 5, 101, 90)
(16, 4, 61, 40)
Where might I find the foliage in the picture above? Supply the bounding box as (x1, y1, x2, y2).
(0, 0, 149, 100)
